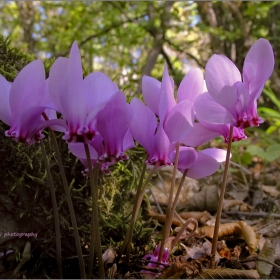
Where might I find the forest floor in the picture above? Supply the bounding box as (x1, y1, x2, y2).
(0, 157, 280, 279)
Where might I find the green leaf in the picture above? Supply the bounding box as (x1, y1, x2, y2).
(258, 107, 280, 120)
(263, 88, 280, 110)
(246, 145, 266, 159)
(264, 144, 280, 162)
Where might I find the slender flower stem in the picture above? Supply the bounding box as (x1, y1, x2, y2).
(117, 161, 146, 264)
(210, 125, 234, 269)
(48, 129, 86, 279)
(158, 142, 180, 264)
(40, 141, 62, 279)
(84, 144, 104, 279)
(119, 162, 158, 272)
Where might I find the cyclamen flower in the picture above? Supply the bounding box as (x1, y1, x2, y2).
(130, 64, 194, 166)
(194, 38, 274, 129)
(0, 60, 58, 145)
(48, 41, 119, 143)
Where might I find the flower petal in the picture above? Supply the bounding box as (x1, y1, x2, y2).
(205, 54, 241, 102)
(83, 72, 119, 111)
(164, 99, 194, 143)
(181, 123, 221, 147)
(178, 68, 204, 104)
(96, 91, 131, 158)
(0, 75, 12, 125)
(130, 98, 157, 157)
(159, 63, 176, 122)
(123, 128, 135, 151)
(170, 146, 197, 170)
(243, 38, 275, 101)
(186, 152, 220, 179)
(200, 148, 228, 163)
(142, 76, 161, 116)
(9, 60, 45, 120)
(194, 92, 235, 124)
(68, 142, 98, 159)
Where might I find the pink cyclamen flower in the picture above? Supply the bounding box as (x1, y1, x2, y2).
(0, 60, 58, 145)
(48, 41, 119, 143)
(194, 38, 274, 129)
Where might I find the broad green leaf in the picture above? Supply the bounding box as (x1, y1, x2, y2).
(246, 145, 266, 159)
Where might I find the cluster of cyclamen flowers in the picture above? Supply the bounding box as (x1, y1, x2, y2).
(0, 39, 274, 180)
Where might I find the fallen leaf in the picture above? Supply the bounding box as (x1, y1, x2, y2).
(198, 222, 242, 239)
(179, 211, 212, 225)
(238, 221, 258, 254)
(256, 239, 275, 278)
(194, 268, 260, 279)
(262, 185, 280, 198)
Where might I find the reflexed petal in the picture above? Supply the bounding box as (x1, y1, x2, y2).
(96, 91, 131, 158)
(152, 125, 172, 165)
(217, 85, 238, 117)
(130, 98, 157, 157)
(43, 108, 66, 132)
(59, 41, 85, 131)
(142, 76, 161, 116)
(68, 142, 98, 159)
(0, 75, 12, 125)
(164, 100, 194, 143)
(170, 146, 197, 170)
(9, 60, 45, 120)
(48, 57, 69, 112)
(181, 123, 221, 147)
(205, 54, 241, 102)
(194, 92, 235, 124)
(159, 63, 176, 122)
(83, 72, 119, 111)
(123, 129, 135, 151)
(243, 38, 274, 100)
(200, 148, 228, 163)
(186, 152, 220, 179)
(178, 68, 204, 104)
(89, 134, 104, 158)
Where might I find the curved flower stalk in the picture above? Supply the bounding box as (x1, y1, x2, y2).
(194, 38, 275, 129)
(48, 41, 119, 143)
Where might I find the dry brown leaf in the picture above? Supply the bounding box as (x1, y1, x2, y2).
(184, 185, 220, 214)
(256, 239, 275, 278)
(198, 222, 242, 239)
(223, 199, 252, 212)
(262, 185, 280, 198)
(179, 211, 212, 225)
(194, 268, 260, 279)
(146, 209, 184, 226)
(238, 221, 258, 254)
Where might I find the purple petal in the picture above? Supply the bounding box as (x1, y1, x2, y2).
(123, 128, 135, 151)
(178, 68, 204, 104)
(130, 98, 157, 157)
(200, 148, 228, 163)
(58, 41, 85, 134)
(6, 106, 46, 145)
(9, 60, 45, 120)
(243, 38, 275, 101)
(186, 152, 220, 179)
(205, 54, 241, 102)
(68, 142, 98, 159)
(96, 91, 131, 158)
(170, 146, 197, 170)
(48, 57, 69, 112)
(164, 99, 194, 143)
(181, 123, 221, 147)
(83, 72, 119, 111)
(0, 75, 12, 125)
(159, 63, 176, 122)
(217, 85, 238, 117)
(142, 76, 161, 116)
(194, 92, 235, 125)
(151, 125, 172, 166)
